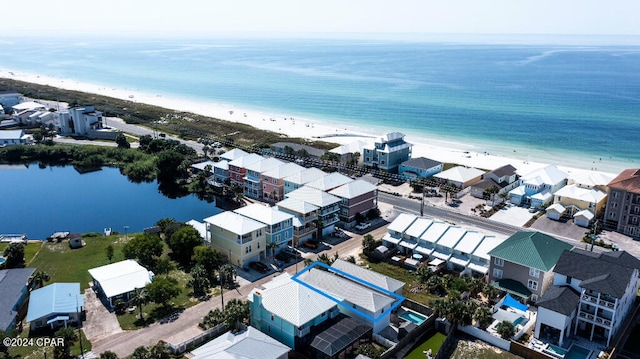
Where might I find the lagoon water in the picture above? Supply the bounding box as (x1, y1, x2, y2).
(2, 36, 640, 171)
(0, 165, 220, 239)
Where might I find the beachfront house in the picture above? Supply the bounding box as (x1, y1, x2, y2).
(204, 211, 267, 268)
(0, 268, 35, 333)
(487, 231, 573, 302)
(398, 157, 443, 179)
(284, 186, 341, 237)
(328, 179, 378, 227)
(58, 105, 104, 136)
(0, 92, 23, 110)
(212, 160, 229, 185)
(552, 185, 606, 227)
(470, 164, 520, 204)
(509, 165, 568, 209)
(261, 162, 305, 202)
(603, 168, 640, 239)
(328, 140, 369, 165)
(283, 167, 327, 195)
(228, 153, 264, 188)
(382, 213, 418, 250)
(248, 273, 339, 350)
(88, 259, 154, 309)
(306, 172, 354, 192)
(26, 282, 84, 331)
(276, 198, 318, 247)
(235, 203, 294, 256)
(12, 101, 47, 125)
(244, 157, 285, 200)
(220, 148, 249, 162)
(362, 132, 412, 173)
(535, 249, 640, 347)
(433, 166, 485, 189)
(0, 129, 31, 145)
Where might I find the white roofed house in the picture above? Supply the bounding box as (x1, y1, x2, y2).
(276, 197, 319, 247)
(261, 162, 305, 202)
(88, 259, 154, 309)
(470, 164, 520, 205)
(433, 166, 485, 189)
(382, 213, 418, 250)
(0, 129, 31, 145)
(12, 101, 47, 125)
(0, 92, 23, 110)
(549, 171, 614, 226)
(431, 226, 466, 264)
(397, 217, 433, 256)
(448, 231, 485, 274)
(283, 167, 327, 195)
(243, 157, 285, 199)
(204, 211, 267, 268)
(235, 204, 294, 256)
(398, 157, 443, 179)
(328, 179, 378, 227)
(415, 220, 450, 258)
(58, 105, 104, 136)
(285, 186, 341, 237)
(363, 132, 412, 173)
(220, 148, 249, 162)
(306, 171, 353, 192)
(191, 326, 290, 359)
(328, 140, 369, 165)
(509, 165, 568, 209)
(228, 153, 264, 188)
(467, 236, 503, 279)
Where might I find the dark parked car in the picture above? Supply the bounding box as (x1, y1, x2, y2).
(249, 261, 269, 273)
(275, 251, 294, 262)
(303, 240, 319, 249)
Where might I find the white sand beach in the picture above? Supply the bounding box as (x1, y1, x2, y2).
(0, 69, 622, 179)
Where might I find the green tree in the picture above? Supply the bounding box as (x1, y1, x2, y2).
(0, 332, 10, 359)
(115, 133, 130, 149)
(155, 218, 177, 233)
(131, 346, 150, 359)
(99, 351, 119, 359)
(2, 243, 25, 268)
(146, 276, 180, 308)
(130, 288, 149, 320)
(473, 306, 494, 329)
(483, 185, 500, 203)
(224, 299, 250, 332)
(218, 264, 237, 312)
(188, 264, 211, 297)
(496, 320, 516, 339)
(354, 343, 383, 359)
(168, 225, 204, 267)
(156, 150, 186, 182)
(192, 246, 226, 282)
(53, 327, 77, 359)
(30, 270, 50, 289)
(154, 256, 175, 275)
(106, 244, 114, 263)
(415, 265, 434, 284)
(362, 234, 376, 254)
(122, 234, 163, 269)
(148, 343, 171, 359)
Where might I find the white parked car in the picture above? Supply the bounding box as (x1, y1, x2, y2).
(354, 222, 371, 231)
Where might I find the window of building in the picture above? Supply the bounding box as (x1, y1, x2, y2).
(493, 268, 503, 279)
(530, 294, 538, 302)
(529, 268, 540, 278)
(257, 242, 260, 249)
(494, 258, 504, 267)
(566, 276, 572, 284)
(528, 280, 538, 290)
(271, 314, 274, 321)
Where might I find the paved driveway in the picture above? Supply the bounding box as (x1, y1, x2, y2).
(82, 288, 122, 342)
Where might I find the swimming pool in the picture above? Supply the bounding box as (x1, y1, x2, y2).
(513, 316, 528, 326)
(565, 345, 591, 359)
(0, 257, 5, 265)
(544, 343, 568, 358)
(400, 310, 427, 325)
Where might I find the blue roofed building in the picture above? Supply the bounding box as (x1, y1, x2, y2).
(26, 282, 84, 331)
(0, 268, 35, 333)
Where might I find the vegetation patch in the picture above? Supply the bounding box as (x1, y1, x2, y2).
(404, 331, 447, 359)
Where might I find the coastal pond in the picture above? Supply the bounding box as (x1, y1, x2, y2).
(0, 164, 221, 239)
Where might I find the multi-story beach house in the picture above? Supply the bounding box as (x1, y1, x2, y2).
(261, 162, 305, 202)
(382, 213, 418, 250)
(235, 203, 294, 256)
(362, 132, 412, 173)
(535, 249, 640, 347)
(283, 167, 327, 195)
(204, 211, 267, 268)
(487, 231, 573, 302)
(547, 171, 613, 226)
(603, 168, 640, 239)
(328, 179, 378, 227)
(228, 153, 264, 188)
(220, 148, 249, 162)
(276, 197, 318, 247)
(0, 268, 35, 334)
(470, 164, 519, 204)
(0, 91, 23, 110)
(243, 157, 285, 199)
(284, 186, 341, 237)
(305, 172, 353, 192)
(59, 105, 104, 136)
(509, 165, 568, 209)
(328, 140, 368, 165)
(398, 156, 443, 179)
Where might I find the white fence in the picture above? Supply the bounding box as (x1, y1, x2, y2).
(458, 325, 511, 351)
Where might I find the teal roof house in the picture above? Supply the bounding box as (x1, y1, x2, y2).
(26, 283, 84, 331)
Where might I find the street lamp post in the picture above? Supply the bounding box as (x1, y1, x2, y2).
(124, 225, 129, 241)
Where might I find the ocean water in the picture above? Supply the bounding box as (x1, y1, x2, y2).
(2, 37, 640, 172)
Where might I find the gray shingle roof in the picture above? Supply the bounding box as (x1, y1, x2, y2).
(553, 249, 639, 298)
(400, 157, 442, 171)
(0, 268, 35, 331)
(536, 286, 580, 316)
(488, 231, 573, 272)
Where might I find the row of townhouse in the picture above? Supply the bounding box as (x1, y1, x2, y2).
(382, 213, 506, 277)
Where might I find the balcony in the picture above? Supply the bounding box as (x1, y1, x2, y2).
(598, 298, 616, 309)
(579, 312, 595, 321)
(594, 316, 612, 327)
(582, 294, 598, 304)
(582, 293, 616, 309)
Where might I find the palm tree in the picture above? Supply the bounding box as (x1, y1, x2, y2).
(130, 288, 149, 320)
(53, 327, 77, 359)
(266, 242, 279, 259)
(218, 264, 236, 312)
(496, 320, 516, 339)
(30, 271, 50, 289)
(473, 306, 494, 329)
(148, 343, 171, 359)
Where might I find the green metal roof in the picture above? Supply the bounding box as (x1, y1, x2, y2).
(488, 231, 573, 272)
(493, 279, 531, 299)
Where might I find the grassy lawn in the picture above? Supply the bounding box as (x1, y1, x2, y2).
(360, 257, 438, 305)
(28, 234, 130, 290)
(404, 331, 447, 359)
(0, 241, 43, 266)
(9, 325, 91, 359)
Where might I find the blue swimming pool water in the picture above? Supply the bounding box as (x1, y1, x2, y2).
(0, 258, 5, 264)
(545, 344, 568, 358)
(566, 345, 591, 359)
(400, 310, 427, 325)
(513, 316, 527, 326)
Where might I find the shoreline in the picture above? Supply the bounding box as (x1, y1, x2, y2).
(0, 68, 624, 178)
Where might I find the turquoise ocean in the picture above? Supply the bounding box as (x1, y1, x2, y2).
(2, 36, 639, 173)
